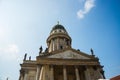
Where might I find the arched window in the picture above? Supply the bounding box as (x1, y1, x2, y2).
(60, 45, 63, 50)
(59, 30, 61, 32)
(66, 40, 69, 46)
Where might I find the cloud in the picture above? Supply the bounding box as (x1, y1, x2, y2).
(77, 0, 95, 19)
(0, 44, 20, 61)
(5, 44, 19, 53)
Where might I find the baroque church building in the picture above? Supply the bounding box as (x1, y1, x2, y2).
(19, 23, 105, 80)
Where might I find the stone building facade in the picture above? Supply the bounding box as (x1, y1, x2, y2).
(19, 23, 105, 80)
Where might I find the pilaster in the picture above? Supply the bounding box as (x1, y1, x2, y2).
(63, 66, 67, 80)
(24, 70, 28, 80)
(75, 66, 80, 80)
(84, 66, 91, 80)
(36, 65, 41, 80)
(50, 65, 54, 80)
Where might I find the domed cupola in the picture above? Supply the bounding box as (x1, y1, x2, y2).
(50, 24, 67, 35)
(47, 22, 72, 52)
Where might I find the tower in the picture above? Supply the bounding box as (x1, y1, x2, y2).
(47, 23, 71, 52)
(19, 23, 105, 80)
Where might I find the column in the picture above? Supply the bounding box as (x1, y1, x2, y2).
(19, 70, 24, 80)
(84, 67, 91, 80)
(24, 70, 28, 80)
(19, 74, 24, 80)
(54, 39, 57, 50)
(75, 66, 80, 80)
(50, 65, 54, 80)
(57, 38, 59, 50)
(51, 39, 53, 51)
(36, 65, 41, 80)
(49, 41, 51, 52)
(63, 66, 67, 80)
(52, 39, 55, 51)
(39, 66, 44, 80)
(20, 74, 24, 80)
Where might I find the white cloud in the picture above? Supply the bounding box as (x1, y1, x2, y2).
(0, 44, 20, 61)
(5, 44, 19, 53)
(77, 0, 95, 19)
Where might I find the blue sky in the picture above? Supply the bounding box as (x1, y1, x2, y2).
(0, 0, 120, 80)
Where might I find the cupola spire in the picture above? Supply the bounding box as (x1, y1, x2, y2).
(57, 21, 59, 25)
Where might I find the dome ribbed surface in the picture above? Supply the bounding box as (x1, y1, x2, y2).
(51, 24, 66, 32)
(52, 24, 65, 30)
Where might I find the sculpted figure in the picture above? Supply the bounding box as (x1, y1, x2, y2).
(39, 46, 43, 54)
(23, 53, 27, 61)
(91, 48, 94, 55)
(45, 48, 48, 53)
(29, 56, 31, 60)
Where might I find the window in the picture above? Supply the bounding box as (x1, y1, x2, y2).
(60, 45, 63, 50)
(59, 30, 61, 32)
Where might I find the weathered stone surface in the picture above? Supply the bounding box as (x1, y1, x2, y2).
(47, 50, 90, 59)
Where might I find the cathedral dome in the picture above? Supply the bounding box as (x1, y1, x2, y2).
(52, 24, 66, 31)
(50, 23, 68, 35)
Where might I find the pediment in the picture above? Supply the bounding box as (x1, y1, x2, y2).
(47, 50, 91, 59)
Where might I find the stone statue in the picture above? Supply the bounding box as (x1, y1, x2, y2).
(45, 48, 48, 53)
(23, 53, 27, 61)
(57, 21, 59, 25)
(90, 48, 94, 55)
(6, 77, 8, 80)
(100, 70, 105, 79)
(39, 46, 43, 54)
(39, 46, 43, 55)
(77, 49, 80, 51)
(29, 56, 31, 60)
